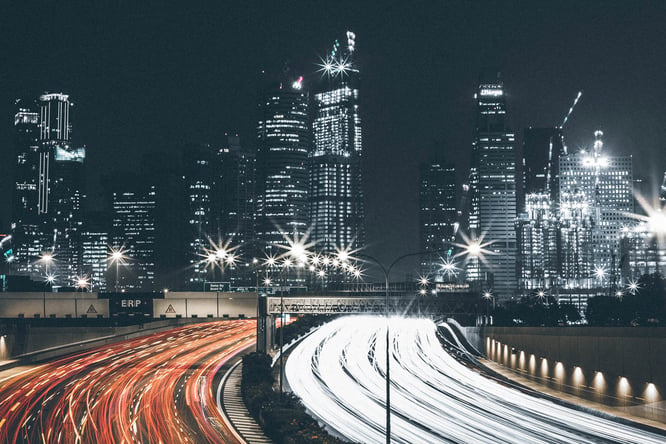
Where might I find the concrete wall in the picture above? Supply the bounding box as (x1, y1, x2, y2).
(0, 292, 109, 318)
(460, 326, 666, 421)
(155, 292, 257, 318)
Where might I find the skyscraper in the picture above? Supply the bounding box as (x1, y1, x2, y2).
(10, 100, 42, 276)
(419, 161, 458, 281)
(559, 131, 634, 289)
(309, 31, 365, 255)
(255, 72, 310, 256)
(183, 144, 216, 289)
(111, 184, 156, 291)
(38, 93, 85, 284)
(216, 135, 256, 285)
(467, 72, 517, 298)
(516, 128, 565, 291)
(661, 172, 666, 202)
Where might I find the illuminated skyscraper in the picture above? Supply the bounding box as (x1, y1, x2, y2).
(111, 184, 156, 291)
(10, 100, 42, 276)
(660, 172, 666, 202)
(183, 144, 216, 288)
(559, 131, 633, 289)
(216, 135, 256, 285)
(39, 93, 85, 284)
(255, 73, 310, 256)
(419, 161, 458, 281)
(310, 31, 364, 254)
(467, 72, 517, 299)
(516, 128, 564, 291)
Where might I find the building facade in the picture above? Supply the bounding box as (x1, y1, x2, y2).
(309, 31, 365, 255)
(183, 144, 216, 289)
(558, 131, 634, 290)
(467, 72, 517, 299)
(419, 161, 458, 281)
(255, 73, 310, 257)
(111, 185, 156, 291)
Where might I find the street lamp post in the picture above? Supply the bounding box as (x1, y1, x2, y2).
(109, 247, 128, 294)
(39, 253, 54, 318)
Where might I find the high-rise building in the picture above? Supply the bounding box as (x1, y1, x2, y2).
(660, 172, 666, 202)
(467, 72, 517, 298)
(559, 131, 634, 289)
(255, 72, 310, 256)
(10, 100, 43, 276)
(419, 161, 458, 281)
(80, 212, 109, 291)
(111, 184, 156, 291)
(309, 31, 365, 255)
(183, 144, 216, 289)
(216, 135, 256, 285)
(516, 128, 565, 291)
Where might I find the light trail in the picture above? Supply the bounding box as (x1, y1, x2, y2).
(285, 316, 665, 444)
(0, 320, 255, 443)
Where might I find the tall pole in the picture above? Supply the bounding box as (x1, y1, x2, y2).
(384, 269, 391, 444)
(279, 288, 284, 396)
(115, 260, 119, 293)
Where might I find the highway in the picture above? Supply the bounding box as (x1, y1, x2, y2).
(0, 320, 255, 443)
(285, 315, 666, 444)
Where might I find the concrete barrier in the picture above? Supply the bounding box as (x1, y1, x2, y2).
(460, 326, 666, 422)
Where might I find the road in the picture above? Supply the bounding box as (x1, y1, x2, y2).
(285, 315, 666, 444)
(0, 320, 256, 443)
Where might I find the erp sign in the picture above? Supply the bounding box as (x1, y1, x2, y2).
(110, 295, 153, 317)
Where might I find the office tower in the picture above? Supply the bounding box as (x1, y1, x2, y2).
(217, 135, 256, 285)
(661, 172, 666, 202)
(183, 144, 216, 289)
(10, 100, 43, 276)
(419, 161, 458, 281)
(620, 225, 665, 280)
(80, 212, 109, 291)
(310, 31, 365, 255)
(467, 72, 517, 298)
(255, 72, 310, 256)
(111, 183, 156, 291)
(559, 131, 634, 289)
(516, 128, 565, 291)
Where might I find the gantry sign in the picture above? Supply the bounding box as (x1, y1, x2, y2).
(256, 294, 480, 352)
(264, 296, 412, 315)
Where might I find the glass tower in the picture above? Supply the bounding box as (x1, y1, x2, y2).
(467, 72, 517, 299)
(310, 31, 365, 255)
(255, 74, 310, 256)
(419, 161, 458, 281)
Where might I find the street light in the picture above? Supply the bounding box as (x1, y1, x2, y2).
(108, 246, 128, 293)
(43, 273, 55, 318)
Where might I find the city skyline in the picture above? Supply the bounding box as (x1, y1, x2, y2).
(2, 2, 666, 270)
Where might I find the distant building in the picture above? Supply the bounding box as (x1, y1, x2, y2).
(10, 100, 43, 277)
(516, 128, 565, 291)
(80, 213, 109, 291)
(255, 72, 310, 257)
(558, 131, 633, 290)
(467, 72, 517, 299)
(419, 161, 458, 281)
(182, 144, 216, 289)
(111, 184, 156, 291)
(661, 172, 666, 202)
(309, 31, 365, 255)
(216, 135, 256, 285)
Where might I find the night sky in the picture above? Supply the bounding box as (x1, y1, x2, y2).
(2, 1, 666, 271)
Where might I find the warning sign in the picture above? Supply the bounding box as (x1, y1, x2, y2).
(86, 304, 97, 314)
(165, 304, 176, 314)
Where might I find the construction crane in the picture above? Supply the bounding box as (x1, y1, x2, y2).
(560, 91, 582, 129)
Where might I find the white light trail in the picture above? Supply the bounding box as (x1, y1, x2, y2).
(286, 316, 665, 444)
